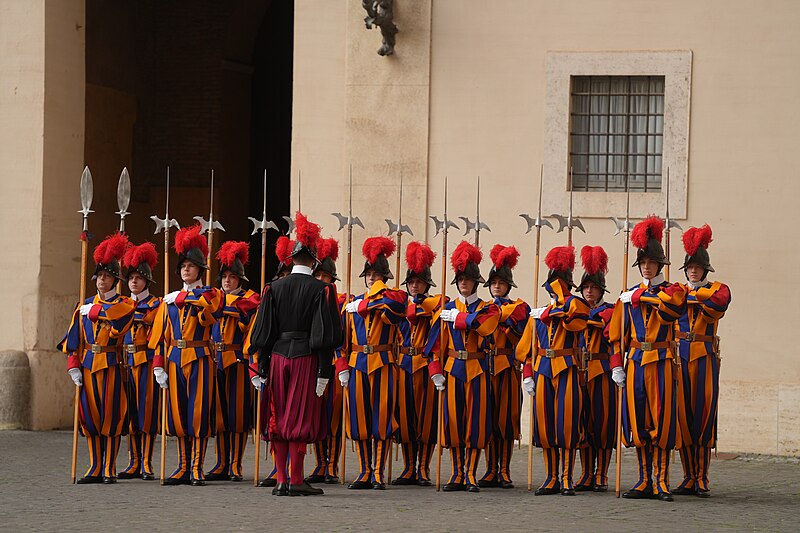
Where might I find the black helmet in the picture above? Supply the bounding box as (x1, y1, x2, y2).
(631, 215, 669, 268)
(680, 224, 715, 274)
(92, 232, 129, 281)
(216, 241, 250, 286)
(314, 237, 341, 281)
(123, 242, 158, 285)
(403, 241, 436, 288)
(174, 225, 209, 276)
(450, 241, 485, 286)
(543, 245, 576, 289)
(578, 245, 609, 293)
(483, 244, 519, 290)
(360, 236, 396, 280)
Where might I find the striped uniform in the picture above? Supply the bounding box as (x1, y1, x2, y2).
(518, 279, 589, 492)
(336, 280, 407, 485)
(149, 286, 225, 483)
(393, 294, 441, 483)
(120, 291, 161, 478)
(480, 297, 530, 486)
(576, 301, 616, 489)
(208, 288, 260, 480)
(426, 295, 500, 488)
(675, 280, 731, 494)
(59, 292, 136, 479)
(609, 278, 687, 496)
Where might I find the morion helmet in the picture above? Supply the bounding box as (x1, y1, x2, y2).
(450, 240, 484, 286)
(681, 224, 714, 274)
(403, 241, 436, 288)
(359, 236, 396, 280)
(314, 237, 340, 281)
(174, 225, 209, 275)
(631, 215, 669, 267)
(217, 241, 250, 285)
(484, 244, 519, 289)
(92, 232, 129, 281)
(123, 241, 158, 284)
(543, 245, 576, 289)
(578, 245, 609, 293)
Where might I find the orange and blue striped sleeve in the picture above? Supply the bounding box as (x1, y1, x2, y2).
(693, 282, 731, 321)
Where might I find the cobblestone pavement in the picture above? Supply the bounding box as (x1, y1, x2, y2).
(1, 431, 798, 532)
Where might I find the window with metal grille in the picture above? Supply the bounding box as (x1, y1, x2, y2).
(570, 76, 664, 192)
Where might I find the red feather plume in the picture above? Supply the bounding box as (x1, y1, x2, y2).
(217, 241, 249, 268)
(682, 224, 713, 256)
(450, 240, 482, 273)
(93, 232, 129, 265)
(174, 225, 209, 257)
(631, 215, 664, 249)
(123, 242, 158, 269)
(275, 236, 295, 265)
(405, 241, 436, 273)
(294, 212, 321, 248)
(362, 236, 396, 264)
(544, 245, 575, 272)
(316, 237, 339, 262)
(489, 244, 519, 270)
(580, 245, 608, 276)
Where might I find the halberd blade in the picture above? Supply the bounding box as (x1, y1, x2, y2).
(116, 167, 131, 216)
(80, 166, 94, 216)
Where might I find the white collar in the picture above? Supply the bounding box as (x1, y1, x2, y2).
(99, 289, 118, 300)
(132, 289, 150, 302)
(687, 279, 710, 290)
(291, 265, 313, 276)
(224, 287, 244, 295)
(457, 293, 479, 305)
(183, 280, 203, 291)
(643, 273, 665, 287)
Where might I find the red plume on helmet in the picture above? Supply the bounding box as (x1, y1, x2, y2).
(294, 212, 321, 249)
(631, 215, 664, 249)
(451, 240, 482, 273)
(275, 236, 295, 265)
(580, 246, 608, 276)
(362, 236, 396, 264)
(406, 241, 436, 273)
(489, 244, 519, 270)
(217, 241, 250, 268)
(174, 225, 209, 257)
(682, 224, 713, 256)
(544, 245, 575, 272)
(94, 232, 129, 266)
(123, 242, 158, 269)
(316, 237, 339, 262)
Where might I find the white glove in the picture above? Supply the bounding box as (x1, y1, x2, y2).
(68, 368, 82, 387)
(345, 301, 359, 313)
(338, 370, 350, 388)
(522, 376, 535, 396)
(440, 309, 459, 322)
(154, 367, 169, 389)
(79, 304, 94, 316)
(163, 291, 181, 305)
(431, 373, 445, 391)
(251, 375, 265, 390)
(619, 290, 635, 304)
(530, 306, 548, 319)
(612, 367, 626, 388)
(316, 378, 329, 397)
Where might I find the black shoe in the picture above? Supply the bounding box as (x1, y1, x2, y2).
(622, 487, 654, 499)
(574, 483, 593, 492)
(592, 484, 608, 492)
(499, 480, 515, 489)
(258, 477, 277, 488)
(391, 477, 417, 486)
(290, 481, 324, 496)
(695, 489, 711, 498)
(561, 488, 575, 496)
(534, 486, 561, 496)
(117, 471, 140, 480)
(466, 484, 481, 493)
(163, 475, 190, 486)
(305, 474, 326, 484)
(672, 486, 695, 496)
(272, 482, 289, 496)
(141, 473, 155, 481)
(478, 478, 499, 488)
(442, 482, 466, 492)
(372, 482, 386, 490)
(230, 474, 243, 482)
(656, 492, 674, 502)
(204, 472, 230, 481)
(102, 476, 117, 484)
(324, 475, 340, 484)
(190, 478, 206, 486)
(76, 475, 103, 484)
(348, 480, 372, 490)
(417, 479, 432, 487)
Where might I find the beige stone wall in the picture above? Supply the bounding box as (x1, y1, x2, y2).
(292, 0, 800, 455)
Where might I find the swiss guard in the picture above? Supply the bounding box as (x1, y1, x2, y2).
(59, 232, 136, 484)
(118, 241, 162, 481)
(479, 245, 530, 489)
(248, 213, 343, 496)
(575, 245, 615, 492)
(674, 225, 731, 498)
(337, 236, 407, 490)
(148, 225, 225, 486)
(207, 241, 260, 482)
(428, 241, 500, 493)
(609, 215, 687, 501)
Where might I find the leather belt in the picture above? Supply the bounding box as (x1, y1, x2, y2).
(398, 346, 422, 356)
(89, 344, 117, 354)
(587, 352, 609, 361)
(676, 332, 718, 343)
(537, 348, 577, 358)
(279, 331, 310, 340)
(125, 344, 148, 354)
(448, 349, 485, 361)
(488, 348, 514, 357)
(170, 339, 209, 349)
(354, 344, 394, 354)
(213, 342, 242, 352)
(630, 340, 671, 351)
